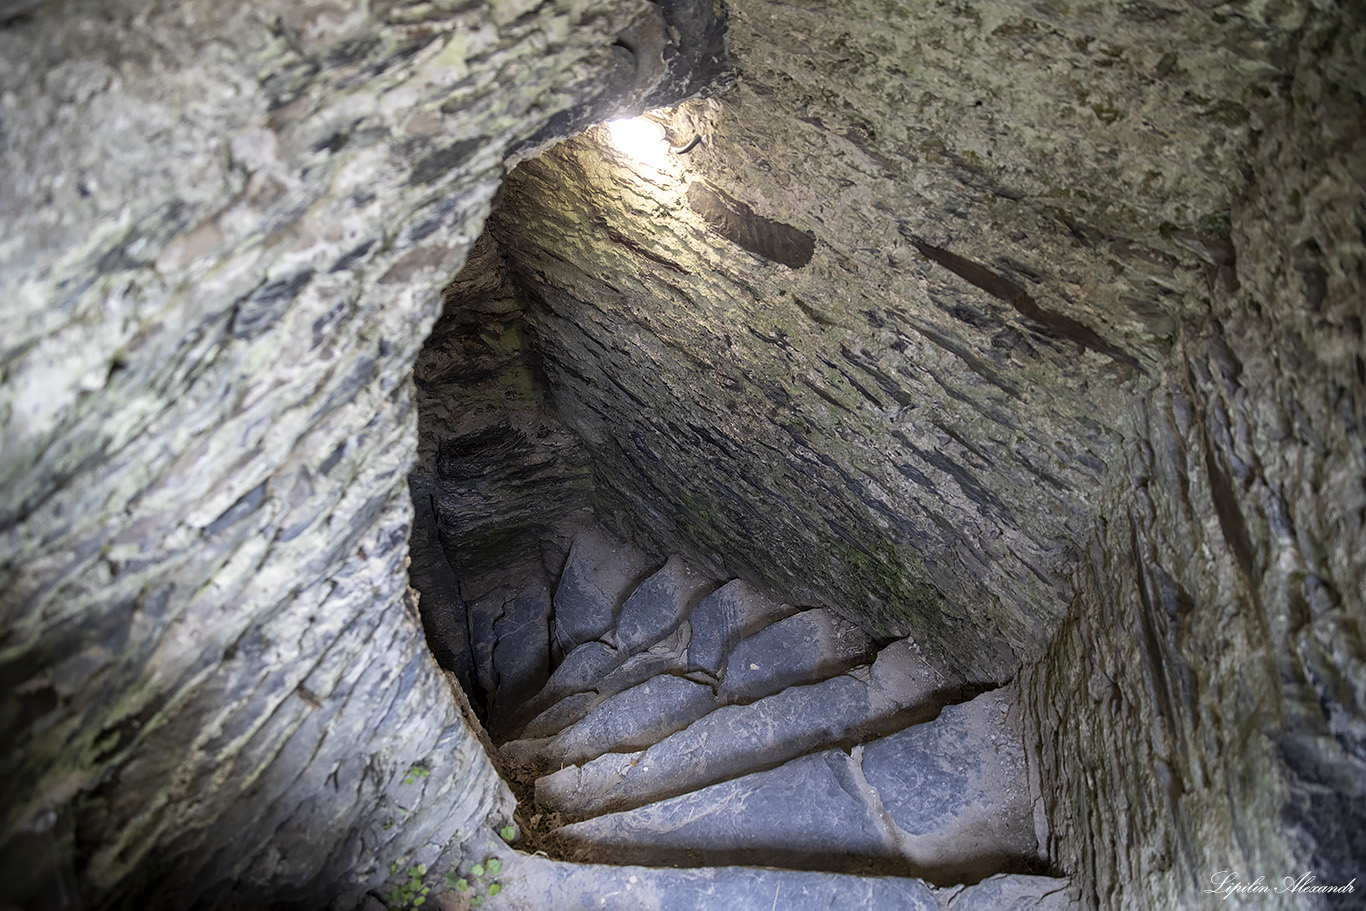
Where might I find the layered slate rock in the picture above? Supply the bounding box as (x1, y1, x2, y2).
(463, 522, 1065, 907)
(610, 555, 715, 653)
(536, 639, 944, 818)
(0, 0, 727, 907)
(547, 690, 1040, 884)
(500, 603, 880, 774)
(552, 524, 658, 656)
(686, 579, 794, 677)
(719, 608, 878, 701)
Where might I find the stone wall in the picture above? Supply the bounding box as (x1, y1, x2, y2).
(487, 0, 1362, 905)
(0, 0, 723, 907)
(1024, 9, 1365, 908)
(408, 230, 594, 697)
(494, 0, 1307, 684)
(2, 0, 1360, 908)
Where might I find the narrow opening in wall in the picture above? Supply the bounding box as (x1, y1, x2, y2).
(402, 126, 1053, 887)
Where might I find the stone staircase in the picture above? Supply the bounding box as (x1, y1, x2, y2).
(444, 519, 1077, 910)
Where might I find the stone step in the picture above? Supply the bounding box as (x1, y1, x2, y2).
(487, 583, 552, 738)
(447, 828, 1076, 911)
(499, 607, 879, 773)
(545, 690, 1042, 885)
(509, 582, 814, 742)
(608, 554, 714, 654)
(442, 824, 1070, 911)
(517, 623, 691, 740)
(535, 638, 946, 819)
(685, 578, 794, 678)
(717, 606, 878, 702)
(501, 560, 713, 741)
(550, 524, 657, 659)
(501, 674, 717, 774)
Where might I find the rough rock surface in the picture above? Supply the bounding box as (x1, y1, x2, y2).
(446, 829, 1078, 911)
(546, 689, 1040, 883)
(3, 0, 1362, 908)
(534, 638, 945, 819)
(480, 1, 1362, 908)
(0, 0, 726, 907)
(1022, 11, 1366, 910)
(493, 0, 1315, 681)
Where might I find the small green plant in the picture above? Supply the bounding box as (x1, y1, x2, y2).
(384, 861, 429, 909)
(447, 856, 503, 907)
(403, 765, 430, 785)
(499, 824, 517, 843)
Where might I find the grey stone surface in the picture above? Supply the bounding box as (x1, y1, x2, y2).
(518, 622, 691, 740)
(5, 0, 1360, 906)
(538, 641, 620, 705)
(502, 857, 942, 911)
(687, 578, 793, 677)
(537, 638, 945, 818)
(444, 830, 1072, 911)
(0, 0, 726, 906)
(720, 607, 878, 703)
(549, 750, 898, 872)
(611, 555, 714, 654)
(547, 688, 1039, 883)
(861, 692, 1039, 883)
(481, 4, 1365, 904)
(940, 874, 1080, 911)
(502, 674, 715, 773)
(455, 831, 942, 911)
(551, 524, 658, 656)
(490, 584, 553, 733)
(410, 234, 595, 587)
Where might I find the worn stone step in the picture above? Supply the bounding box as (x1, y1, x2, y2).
(551, 524, 657, 659)
(501, 606, 880, 770)
(489, 853, 940, 910)
(517, 623, 691, 740)
(546, 690, 1041, 884)
(609, 555, 714, 654)
(685, 579, 794, 678)
(501, 674, 717, 774)
(503, 613, 696, 744)
(536, 638, 946, 819)
(450, 828, 1076, 911)
(717, 606, 878, 702)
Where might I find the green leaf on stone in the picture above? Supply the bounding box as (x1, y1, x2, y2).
(471, 863, 484, 877)
(486, 858, 501, 875)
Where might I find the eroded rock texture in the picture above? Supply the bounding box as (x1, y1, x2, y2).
(0, 0, 724, 908)
(483, 0, 1363, 908)
(1024, 13, 1366, 909)
(2, 0, 1362, 908)
(494, 0, 1307, 681)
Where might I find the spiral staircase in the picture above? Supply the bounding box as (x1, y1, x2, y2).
(432, 518, 1077, 911)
